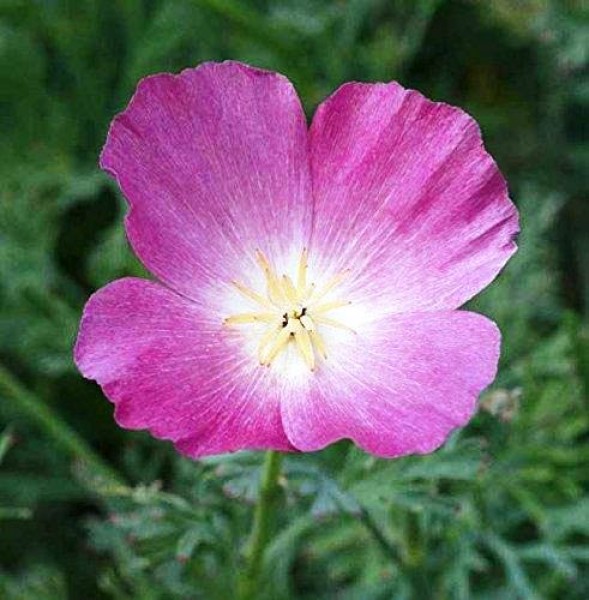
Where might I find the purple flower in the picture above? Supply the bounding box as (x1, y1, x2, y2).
(75, 61, 518, 459)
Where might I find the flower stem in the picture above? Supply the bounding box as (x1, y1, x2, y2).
(239, 450, 284, 600)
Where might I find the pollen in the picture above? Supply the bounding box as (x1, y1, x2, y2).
(224, 249, 353, 371)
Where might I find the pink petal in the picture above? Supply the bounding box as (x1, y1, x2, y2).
(309, 82, 519, 314)
(74, 278, 295, 457)
(281, 311, 500, 458)
(101, 61, 312, 301)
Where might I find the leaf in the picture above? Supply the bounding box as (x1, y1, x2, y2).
(545, 499, 589, 539)
(483, 533, 541, 600)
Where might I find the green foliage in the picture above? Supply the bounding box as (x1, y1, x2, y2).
(0, 0, 587, 598)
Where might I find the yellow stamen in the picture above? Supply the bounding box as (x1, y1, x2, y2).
(258, 325, 282, 364)
(262, 327, 292, 366)
(281, 274, 299, 304)
(299, 314, 315, 331)
(232, 280, 274, 309)
(224, 313, 277, 325)
(224, 249, 353, 371)
(294, 326, 315, 371)
(256, 250, 284, 305)
(309, 329, 327, 360)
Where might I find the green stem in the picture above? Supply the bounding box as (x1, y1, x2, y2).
(239, 450, 284, 600)
(0, 363, 124, 487)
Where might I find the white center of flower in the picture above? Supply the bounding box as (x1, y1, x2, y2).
(224, 249, 353, 371)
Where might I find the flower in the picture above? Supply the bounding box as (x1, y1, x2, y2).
(75, 61, 518, 459)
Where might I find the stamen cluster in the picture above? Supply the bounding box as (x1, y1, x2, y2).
(225, 249, 352, 371)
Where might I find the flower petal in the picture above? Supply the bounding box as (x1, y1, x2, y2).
(309, 82, 519, 314)
(101, 61, 312, 301)
(74, 278, 295, 457)
(281, 311, 499, 458)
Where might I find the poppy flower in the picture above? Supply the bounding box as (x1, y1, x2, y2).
(75, 61, 518, 459)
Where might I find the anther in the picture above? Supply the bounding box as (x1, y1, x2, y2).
(224, 249, 353, 371)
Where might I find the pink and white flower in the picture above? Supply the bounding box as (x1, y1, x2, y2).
(75, 61, 519, 459)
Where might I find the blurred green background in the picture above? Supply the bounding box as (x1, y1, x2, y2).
(1, 0, 588, 598)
